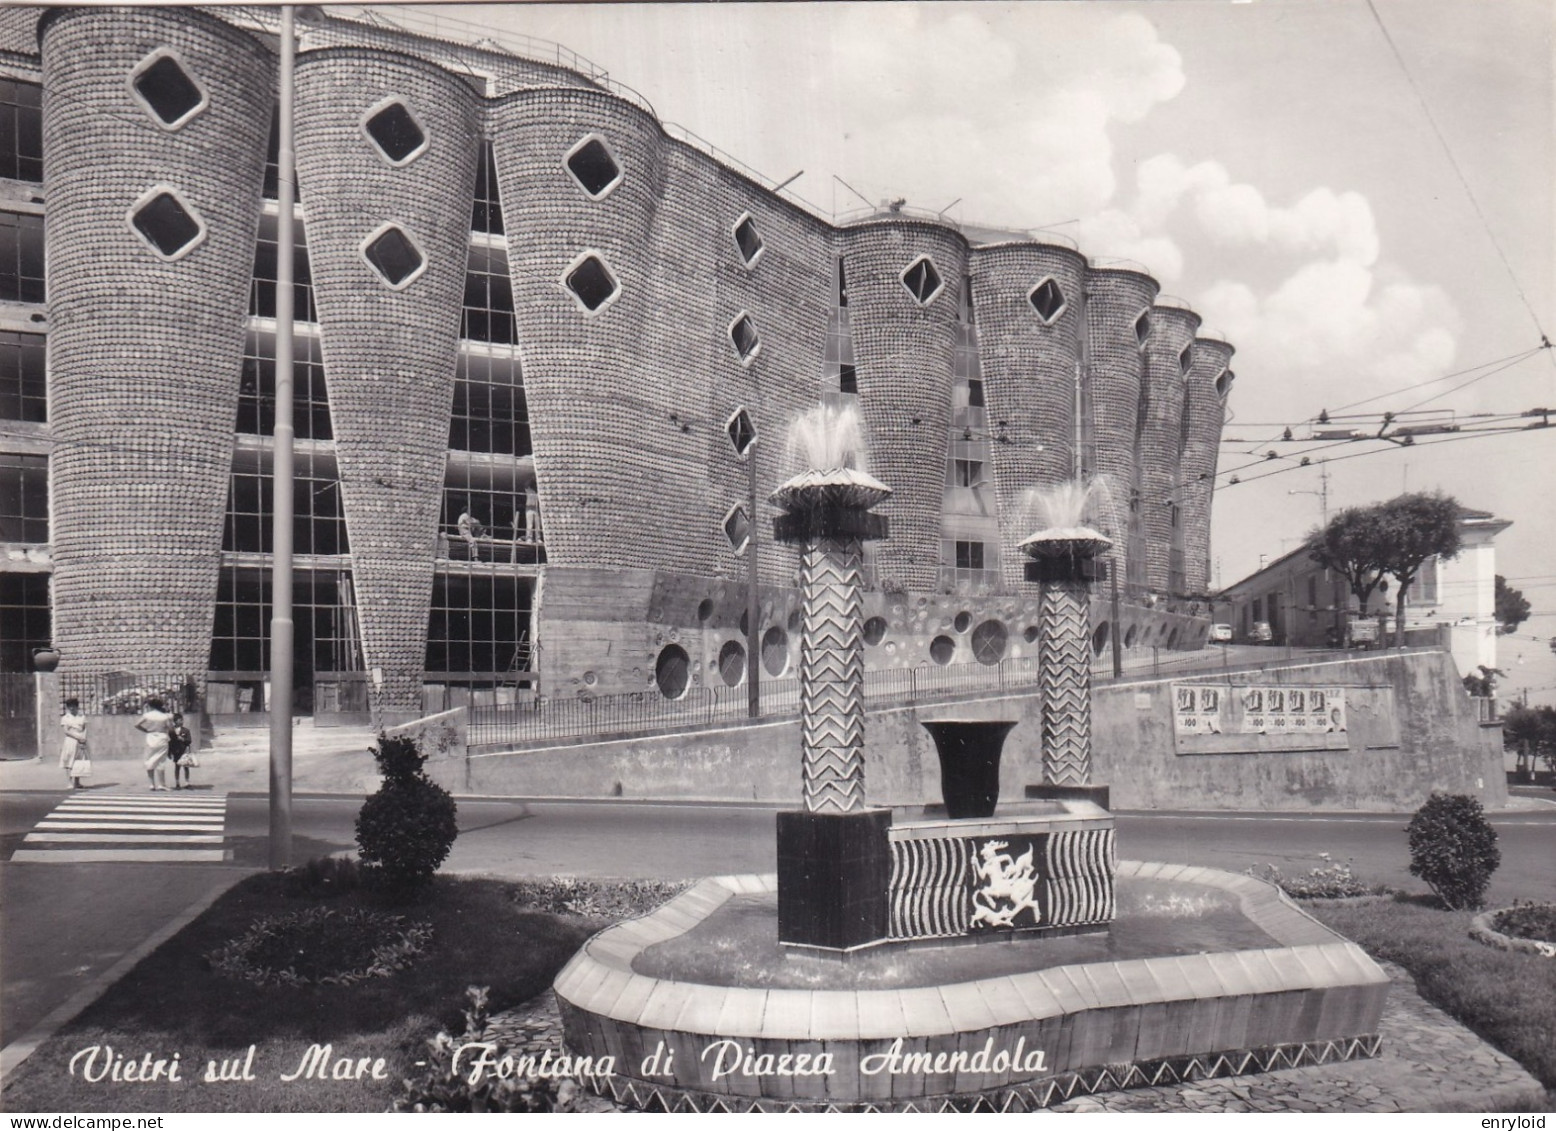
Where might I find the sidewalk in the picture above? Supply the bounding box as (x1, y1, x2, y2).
(0, 743, 381, 797)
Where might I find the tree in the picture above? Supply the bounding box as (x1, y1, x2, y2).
(1503, 703, 1556, 777)
(1374, 493, 1462, 648)
(1495, 575, 1531, 634)
(1306, 505, 1391, 643)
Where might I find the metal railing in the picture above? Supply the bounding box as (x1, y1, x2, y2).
(468, 656, 1043, 749)
(57, 672, 204, 716)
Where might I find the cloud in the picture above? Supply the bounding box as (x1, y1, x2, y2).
(826, 8, 1185, 227)
(1196, 261, 1461, 407)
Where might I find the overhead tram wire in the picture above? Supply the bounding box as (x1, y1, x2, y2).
(1215, 422, 1552, 490)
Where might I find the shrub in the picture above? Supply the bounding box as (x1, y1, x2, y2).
(393, 986, 577, 1112)
(1406, 792, 1500, 910)
(356, 735, 459, 897)
(282, 855, 361, 899)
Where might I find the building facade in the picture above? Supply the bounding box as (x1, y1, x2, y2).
(1216, 508, 1510, 677)
(0, 6, 1236, 720)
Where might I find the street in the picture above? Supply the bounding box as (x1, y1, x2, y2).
(4, 788, 1553, 1064)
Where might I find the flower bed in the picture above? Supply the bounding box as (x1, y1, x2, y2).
(1471, 901, 1556, 958)
(206, 905, 432, 986)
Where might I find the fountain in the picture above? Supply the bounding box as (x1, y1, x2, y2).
(552, 436, 1390, 1112)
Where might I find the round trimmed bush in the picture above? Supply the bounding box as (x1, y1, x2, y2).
(356, 735, 459, 896)
(1405, 792, 1500, 910)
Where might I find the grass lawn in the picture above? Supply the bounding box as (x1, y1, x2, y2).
(1306, 896, 1556, 1103)
(1, 874, 595, 1113)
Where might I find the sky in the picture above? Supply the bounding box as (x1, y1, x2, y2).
(385, 0, 1554, 697)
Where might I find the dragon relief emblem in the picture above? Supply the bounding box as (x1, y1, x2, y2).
(970, 839, 1042, 929)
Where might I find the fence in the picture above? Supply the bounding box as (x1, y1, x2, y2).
(468, 656, 1043, 749)
(57, 672, 203, 716)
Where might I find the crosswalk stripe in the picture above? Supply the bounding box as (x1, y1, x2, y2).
(10, 849, 227, 863)
(39, 822, 221, 832)
(27, 833, 225, 844)
(13, 793, 232, 864)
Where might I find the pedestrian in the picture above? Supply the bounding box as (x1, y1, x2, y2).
(138, 696, 173, 791)
(457, 506, 479, 559)
(168, 710, 195, 789)
(59, 697, 90, 789)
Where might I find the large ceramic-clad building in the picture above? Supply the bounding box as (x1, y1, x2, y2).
(0, 6, 1234, 719)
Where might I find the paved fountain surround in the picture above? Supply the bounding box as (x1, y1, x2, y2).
(553, 862, 1390, 1113)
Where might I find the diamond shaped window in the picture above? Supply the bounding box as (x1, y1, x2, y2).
(1029, 277, 1065, 323)
(563, 252, 619, 313)
(901, 256, 943, 304)
(362, 224, 425, 288)
(131, 51, 206, 129)
(729, 314, 760, 362)
(733, 215, 764, 266)
(565, 135, 622, 199)
(364, 100, 426, 165)
(723, 503, 751, 553)
(1134, 311, 1152, 345)
(129, 188, 204, 259)
(1179, 345, 1193, 372)
(726, 406, 756, 457)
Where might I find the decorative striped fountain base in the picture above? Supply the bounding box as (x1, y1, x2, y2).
(552, 862, 1390, 1111)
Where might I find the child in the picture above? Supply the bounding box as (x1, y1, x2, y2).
(168, 711, 195, 789)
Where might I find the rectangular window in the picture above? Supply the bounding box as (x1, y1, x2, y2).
(461, 244, 517, 344)
(208, 565, 362, 682)
(236, 329, 331, 440)
(0, 571, 49, 672)
(471, 141, 505, 235)
(425, 573, 532, 674)
(0, 330, 46, 423)
(1307, 575, 1318, 609)
(967, 378, 984, 408)
(838, 362, 857, 395)
(0, 80, 43, 183)
(955, 540, 985, 571)
(222, 449, 347, 557)
(0, 212, 45, 303)
(249, 220, 317, 322)
(836, 257, 848, 308)
(441, 460, 543, 563)
(953, 459, 984, 489)
(448, 351, 529, 457)
(0, 453, 47, 542)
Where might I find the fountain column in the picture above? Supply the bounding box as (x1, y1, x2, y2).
(771, 465, 892, 948)
(1021, 527, 1112, 804)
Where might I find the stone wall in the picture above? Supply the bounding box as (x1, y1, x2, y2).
(451, 650, 1504, 812)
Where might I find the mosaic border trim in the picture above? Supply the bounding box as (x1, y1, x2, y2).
(583, 1034, 1384, 1113)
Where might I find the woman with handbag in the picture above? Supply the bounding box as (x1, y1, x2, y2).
(138, 697, 173, 791)
(59, 698, 90, 789)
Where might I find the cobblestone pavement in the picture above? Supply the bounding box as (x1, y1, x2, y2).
(476, 961, 1546, 1113)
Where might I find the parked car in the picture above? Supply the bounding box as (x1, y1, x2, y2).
(1208, 623, 1233, 644)
(1250, 621, 1273, 643)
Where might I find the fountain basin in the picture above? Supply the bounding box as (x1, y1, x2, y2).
(554, 861, 1389, 1112)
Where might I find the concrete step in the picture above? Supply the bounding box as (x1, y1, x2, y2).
(206, 723, 377, 760)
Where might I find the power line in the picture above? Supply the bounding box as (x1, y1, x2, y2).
(1364, 0, 1554, 358)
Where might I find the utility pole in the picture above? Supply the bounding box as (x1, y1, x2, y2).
(1288, 463, 1330, 524)
(268, 4, 296, 872)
